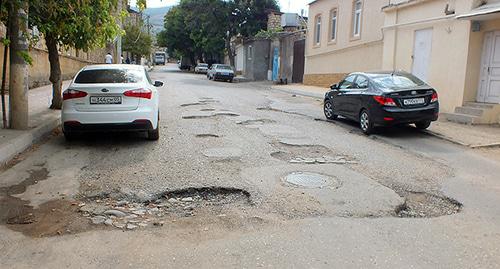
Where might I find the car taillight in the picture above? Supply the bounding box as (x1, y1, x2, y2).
(373, 96, 396, 106)
(63, 89, 87, 100)
(431, 92, 438, 103)
(124, 88, 152, 99)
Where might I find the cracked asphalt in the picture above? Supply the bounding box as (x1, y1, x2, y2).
(1, 64, 500, 268)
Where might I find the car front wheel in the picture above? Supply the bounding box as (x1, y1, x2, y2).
(415, 120, 431, 130)
(359, 109, 374, 135)
(324, 100, 338, 120)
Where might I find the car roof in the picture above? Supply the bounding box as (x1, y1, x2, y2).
(349, 71, 412, 77)
(82, 64, 145, 71)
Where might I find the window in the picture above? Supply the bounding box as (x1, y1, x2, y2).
(75, 69, 144, 84)
(330, 9, 338, 41)
(352, 0, 362, 37)
(248, 45, 253, 60)
(355, 76, 368, 88)
(371, 73, 426, 90)
(315, 15, 322, 45)
(339, 75, 356, 89)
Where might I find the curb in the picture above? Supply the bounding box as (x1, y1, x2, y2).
(271, 86, 325, 99)
(0, 115, 60, 166)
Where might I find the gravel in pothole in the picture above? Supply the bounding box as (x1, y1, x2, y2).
(396, 191, 462, 218)
(270, 143, 356, 164)
(78, 187, 252, 230)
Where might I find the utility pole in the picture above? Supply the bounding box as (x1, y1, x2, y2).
(8, 1, 29, 130)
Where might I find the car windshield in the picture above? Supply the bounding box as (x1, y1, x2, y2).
(75, 69, 144, 84)
(371, 73, 426, 90)
(198, 64, 208, 67)
(217, 65, 232, 70)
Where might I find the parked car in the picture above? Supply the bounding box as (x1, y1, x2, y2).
(62, 64, 163, 141)
(207, 64, 235, 82)
(194, 63, 209, 74)
(324, 71, 439, 134)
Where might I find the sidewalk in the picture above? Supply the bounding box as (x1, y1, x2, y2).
(0, 81, 69, 166)
(271, 83, 500, 148)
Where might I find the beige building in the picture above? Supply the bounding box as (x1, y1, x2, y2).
(304, 0, 387, 87)
(305, 0, 500, 124)
(383, 0, 500, 124)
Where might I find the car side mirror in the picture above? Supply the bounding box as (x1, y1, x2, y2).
(330, 83, 339, 90)
(154, 81, 164, 87)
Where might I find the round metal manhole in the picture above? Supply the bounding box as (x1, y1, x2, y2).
(284, 172, 339, 189)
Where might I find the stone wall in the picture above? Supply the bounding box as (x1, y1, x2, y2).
(303, 73, 348, 88)
(267, 12, 282, 31)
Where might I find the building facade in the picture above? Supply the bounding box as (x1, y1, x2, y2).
(383, 0, 500, 123)
(304, 0, 387, 87)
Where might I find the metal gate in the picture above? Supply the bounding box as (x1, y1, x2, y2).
(292, 39, 305, 83)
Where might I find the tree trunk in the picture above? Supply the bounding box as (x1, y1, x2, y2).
(1, 25, 9, 129)
(46, 35, 62, 110)
(8, 2, 29, 130)
(226, 37, 235, 68)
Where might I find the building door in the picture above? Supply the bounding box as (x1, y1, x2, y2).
(411, 28, 433, 82)
(478, 31, 500, 103)
(292, 39, 305, 83)
(272, 47, 280, 81)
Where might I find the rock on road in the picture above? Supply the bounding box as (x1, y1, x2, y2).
(1, 64, 500, 268)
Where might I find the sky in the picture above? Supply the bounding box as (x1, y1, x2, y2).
(130, 0, 310, 16)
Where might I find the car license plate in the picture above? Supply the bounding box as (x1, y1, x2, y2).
(403, 98, 425, 106)
(90, 96, 122, 104)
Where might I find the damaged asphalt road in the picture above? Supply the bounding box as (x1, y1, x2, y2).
(1, 65, 500, 268)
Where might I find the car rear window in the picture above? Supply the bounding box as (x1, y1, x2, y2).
(74, 69, 144, 84)
(371, 74, 425, 90)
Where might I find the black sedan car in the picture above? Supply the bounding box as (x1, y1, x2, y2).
(324, 71, 439, 134)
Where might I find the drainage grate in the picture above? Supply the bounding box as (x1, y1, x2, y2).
(284, 172, 338, 189)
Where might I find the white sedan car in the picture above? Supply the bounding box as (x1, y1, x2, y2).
(62, 64, 163, 141)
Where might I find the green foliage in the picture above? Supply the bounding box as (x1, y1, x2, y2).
(122, 24, 153, 58)
(254, 27, 283, 39)
(230, 0, 280, 37)
(161, 0, 279, 62)
(17, 51, 32, 66)
(28, 0, 122, 51)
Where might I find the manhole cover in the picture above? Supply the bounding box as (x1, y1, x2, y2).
(284, 172, 338, 189)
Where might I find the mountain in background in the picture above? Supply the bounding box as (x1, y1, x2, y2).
(143, 6, 172, 35)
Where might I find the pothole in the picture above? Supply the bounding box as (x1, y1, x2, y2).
(200, 108, 216, 112)
(237, 119, 276, 126)
(196, 134, 220, 138)
(284, 172, 340, 189)
(76, 187, 252, 230)
(396, 191, 462, 218)
(182, 111, 239, 119)
(180, 102, 204, 107)
(270, 143, 355, 164)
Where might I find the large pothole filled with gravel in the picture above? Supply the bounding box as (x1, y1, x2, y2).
(396, 191, 462, 218)
(77, 187, 252, 230)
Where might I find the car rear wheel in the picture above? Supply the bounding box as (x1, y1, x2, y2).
(415, 120, 431, 130)
(359, 109, 374, 135)
(147, 113, 160, 141)
(323, 100, 338, 120)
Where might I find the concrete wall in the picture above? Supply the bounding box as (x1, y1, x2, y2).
(381, 0, 500, 113)
(244, 39, 270, 81)
(304, 0, 387, 87)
